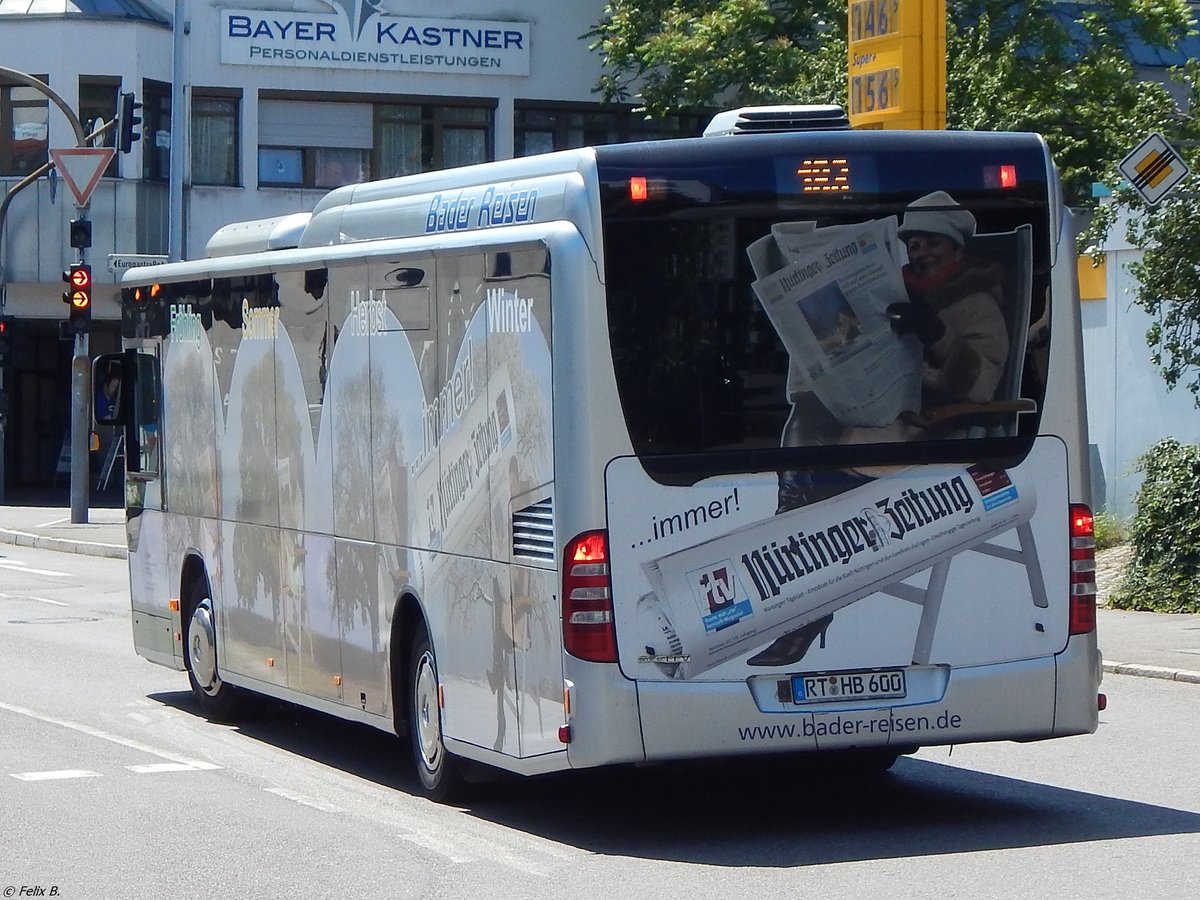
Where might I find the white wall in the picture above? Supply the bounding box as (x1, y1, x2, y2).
(1082, 208, 1200, 519)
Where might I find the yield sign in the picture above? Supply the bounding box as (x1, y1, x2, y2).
(49, 147, 116, 207)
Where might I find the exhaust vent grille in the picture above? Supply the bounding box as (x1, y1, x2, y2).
(513, 498, 555, 562)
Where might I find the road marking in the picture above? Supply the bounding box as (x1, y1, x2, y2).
(263, 787, 348, 813)
(10, 769, 102, 781)
(128, 762, 222, 774)
(0, 560, 71, 577)
(0, 590, 68, 606)
(0, 699, 220, 771)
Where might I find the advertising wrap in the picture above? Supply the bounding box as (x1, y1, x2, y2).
(633, 463, 1037, 680)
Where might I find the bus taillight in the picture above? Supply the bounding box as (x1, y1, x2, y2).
(1069, 504, 1097, 634)
(563, 530, 617, 662)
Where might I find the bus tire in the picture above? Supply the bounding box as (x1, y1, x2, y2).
(183, 577, 239, 721)
(408, 622, 460, 801)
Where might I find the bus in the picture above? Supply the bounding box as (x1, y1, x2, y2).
(99, 109, 1101, 800)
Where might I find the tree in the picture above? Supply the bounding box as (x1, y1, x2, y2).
(1081, 54, 1200, 404)
(589, 1, 1194, 205)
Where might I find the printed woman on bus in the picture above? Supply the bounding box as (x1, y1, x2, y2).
(757, 191, 1012, 668)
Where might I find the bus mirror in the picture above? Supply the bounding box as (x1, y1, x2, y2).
(93, 353, 127, 427)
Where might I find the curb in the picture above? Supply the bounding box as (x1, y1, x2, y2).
(0, 528, 127, 561)
(1103, 661, 1200, 685)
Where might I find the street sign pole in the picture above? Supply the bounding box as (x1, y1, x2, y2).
(67, 211, 91, 524)
(71, 328, 90, 524)
(48, 147, 113, 523)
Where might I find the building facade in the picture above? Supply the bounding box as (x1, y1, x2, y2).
(0, 1, 703, 500)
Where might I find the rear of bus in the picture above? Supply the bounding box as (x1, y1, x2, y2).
(568, 129, 1100, 765)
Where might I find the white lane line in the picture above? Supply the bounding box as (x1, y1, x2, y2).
(128, 762, 222, 774)
(0, 561, 71, 578)
(263, 787, 348, 814)
(34, 516, 69, 529)
(0, 699, 220, 771)
(0, 591, 68, 606)
(11, 770, 102, 781)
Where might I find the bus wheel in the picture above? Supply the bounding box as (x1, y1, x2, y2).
(408, 623, 460, 801)
(184, 581, 238, 721)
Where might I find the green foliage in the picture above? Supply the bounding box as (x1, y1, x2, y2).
(1093, 510, 1126, 552)
(1083, 58, 1200, 405)
(589, 1, 846, 117)
(1110, 439, 1200, 612)
(589, 1, 1194, 206)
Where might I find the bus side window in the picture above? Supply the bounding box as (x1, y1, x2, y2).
(92, 354, 126, 427)
(133, 352, 161, 475)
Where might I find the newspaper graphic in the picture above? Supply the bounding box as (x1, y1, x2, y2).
(635, 463, 1038, 680)
(747, 217, 921, 427)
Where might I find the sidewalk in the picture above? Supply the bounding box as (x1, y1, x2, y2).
(1, 506, 1198, 685)
(0, 505, 127, 560)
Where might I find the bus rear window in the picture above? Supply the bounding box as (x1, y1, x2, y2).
(598, 140, 1051, 459)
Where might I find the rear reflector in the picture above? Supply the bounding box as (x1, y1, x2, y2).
(1069, 503, 1097, 634)
(563, 530, 617, 662)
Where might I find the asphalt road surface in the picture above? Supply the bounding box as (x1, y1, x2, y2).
(2, 544, 1197, 899)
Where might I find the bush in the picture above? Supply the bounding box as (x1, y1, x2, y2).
(1110, 439, 1200, 612)
(1093, 511, 1126, 552)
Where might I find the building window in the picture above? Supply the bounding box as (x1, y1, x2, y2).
(375, 103, 492, 178)
(258, 97, 371, 189)
(142, 81, 172, 182)
(258, 146, 369, 188)
(514, 104, 707, 156)
(192, 94, 239, 186)
(256, 98, 493, 189)
(1, 77, 49, 177)
(78, 77, 119, 177)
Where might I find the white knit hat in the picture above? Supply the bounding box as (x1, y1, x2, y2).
(898, 190, 976, 246)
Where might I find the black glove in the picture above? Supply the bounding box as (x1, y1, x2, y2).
(888, 299, 946, 346)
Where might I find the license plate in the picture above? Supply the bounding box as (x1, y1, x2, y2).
(791, 668, 907, 704)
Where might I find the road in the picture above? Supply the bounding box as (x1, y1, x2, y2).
(1, 544, 1198, 899)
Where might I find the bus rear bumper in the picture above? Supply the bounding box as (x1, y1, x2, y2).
(635, 646, 1100, 761)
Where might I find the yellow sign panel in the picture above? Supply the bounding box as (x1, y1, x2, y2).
(849, 0, 902, 42)
(847, 0, 945, 130)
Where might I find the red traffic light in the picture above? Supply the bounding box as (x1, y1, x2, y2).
(63, 265, 93, 331)
(64, 265, 92, 309)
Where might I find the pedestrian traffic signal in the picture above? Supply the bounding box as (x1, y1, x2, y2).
(69, 218, 92, 249)
(116, 92, 142, 154)
(63, 264, 92, 332)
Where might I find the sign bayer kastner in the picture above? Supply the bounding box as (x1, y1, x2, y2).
(108, 254, 169, 275)
(1118, 133, 1191, 206)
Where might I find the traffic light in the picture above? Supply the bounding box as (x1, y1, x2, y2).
(0, 316, 12, 366)
(69, 218, 92, 249)
(63, 264, 92, 332)
(116, 92, 142, 154)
